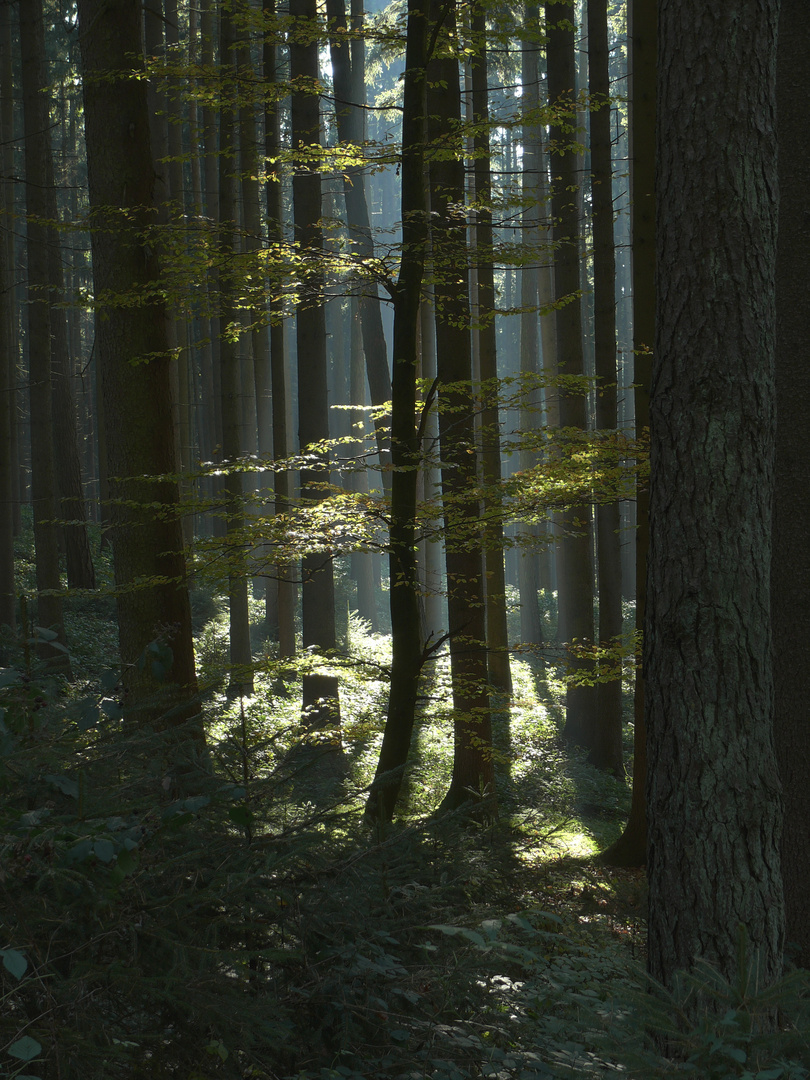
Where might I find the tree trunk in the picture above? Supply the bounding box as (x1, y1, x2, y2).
(19, 0, 71, 672)
(0, 0, 15, 632)
(428, 0, 494, 814)
(290, 0, 340, 733)
(599, 0, 654, 868)
(646, 0, 782, 992)
(518, 8, 544, 663)
(263, 0, 296, 659)
(773, 0, 810, 971)
(364, 0, 429, 822)
(78, 0, 199, 731)
(325, 0, 391, 487)
(544, 0, 596, 747)
(472, 0, 511, 696)
(218, 3, 254, 696)
(588, 0, 623, 777)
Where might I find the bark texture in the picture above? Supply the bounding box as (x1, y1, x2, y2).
(773, 0, 810, 971)
(20, 0, 70, 670)
(290, 0, 340, 732)
(588, 0, 623, 777)
(646, 0, 783, 989)
(600, 0, 654, 867)
(365, 0, 429, 821)
(544, 0, 597, 745)
(79, 0, 199, 728)
(428, 0, 494, 812)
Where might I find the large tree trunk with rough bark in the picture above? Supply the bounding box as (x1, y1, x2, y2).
(773, 0, 810, 972)
(79, 0, 199, 731)
(646, 0, 783, 993)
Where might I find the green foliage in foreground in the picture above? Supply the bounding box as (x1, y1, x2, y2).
(1, 613, 808, 1080)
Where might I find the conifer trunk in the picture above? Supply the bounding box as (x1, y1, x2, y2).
(364, 0, 429, 821)
(79, 0, 199, 729)
(544, 0, 597, 749)
(428, 0, 494, 813)
(290, 0, 340, 731)
(20, 0, 70, 670)
(646, 0, 782, 991)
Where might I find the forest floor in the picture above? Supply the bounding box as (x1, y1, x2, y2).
(4, 536, 805, 1079)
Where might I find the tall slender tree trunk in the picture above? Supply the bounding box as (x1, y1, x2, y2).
(263, 0, 296, 659)
(472, 0, 511, 696)
(19, 0, 71, 671)
(364, 0, 429, 821)
(78, 0, 200, 730)
(518, 8, 544, 661)
(646, 0, 782, 993)
(326, 0, 391, 486)
(600, 0, 654, 867)
(588, 0, 623, 777)
(218, 3, 254, 696)
(428, 0, 494, 813)
(290, 0, 340, 733)
(544, 0, 597, 750)
(773, 0, 810, 971)
(0, 0, 15, 632)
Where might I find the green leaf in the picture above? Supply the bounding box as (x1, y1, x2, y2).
(94, 839, 116, 863)
(183, 796, 210, 813)
(66, 838, 93, 863)
(429, 925, 487, 947)
(1, 948, 28, 980)
(228, 805, 253, 826)
(99, 669, 119, 693)
(45, 774, 79, 799)
(100, 698, 123, 721)
(34, 626, 57, 642)
(116, 847, 138, 875)
(74, 697, 100, 731)
(8, 1036, 42, 1061)
(0, 668, 22, 688)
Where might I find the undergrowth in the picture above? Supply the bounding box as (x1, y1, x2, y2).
(1, 586, 808, 1080)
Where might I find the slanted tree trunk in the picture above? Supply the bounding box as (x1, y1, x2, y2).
(773, 0, 810, 971)
(364, 0, 429, 821)
(428, 0, 494, 813)
(544, 0, 597, 751)
(290, 0, 340, 733)
(588, 0, 623, 777)
(78, 0, 199, 730)
(646, 0, 782, 992)
(19, 0, 70, 671)
(600, 0, 654, 867)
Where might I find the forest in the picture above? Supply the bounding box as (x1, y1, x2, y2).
(2, 0, 809, 1077)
